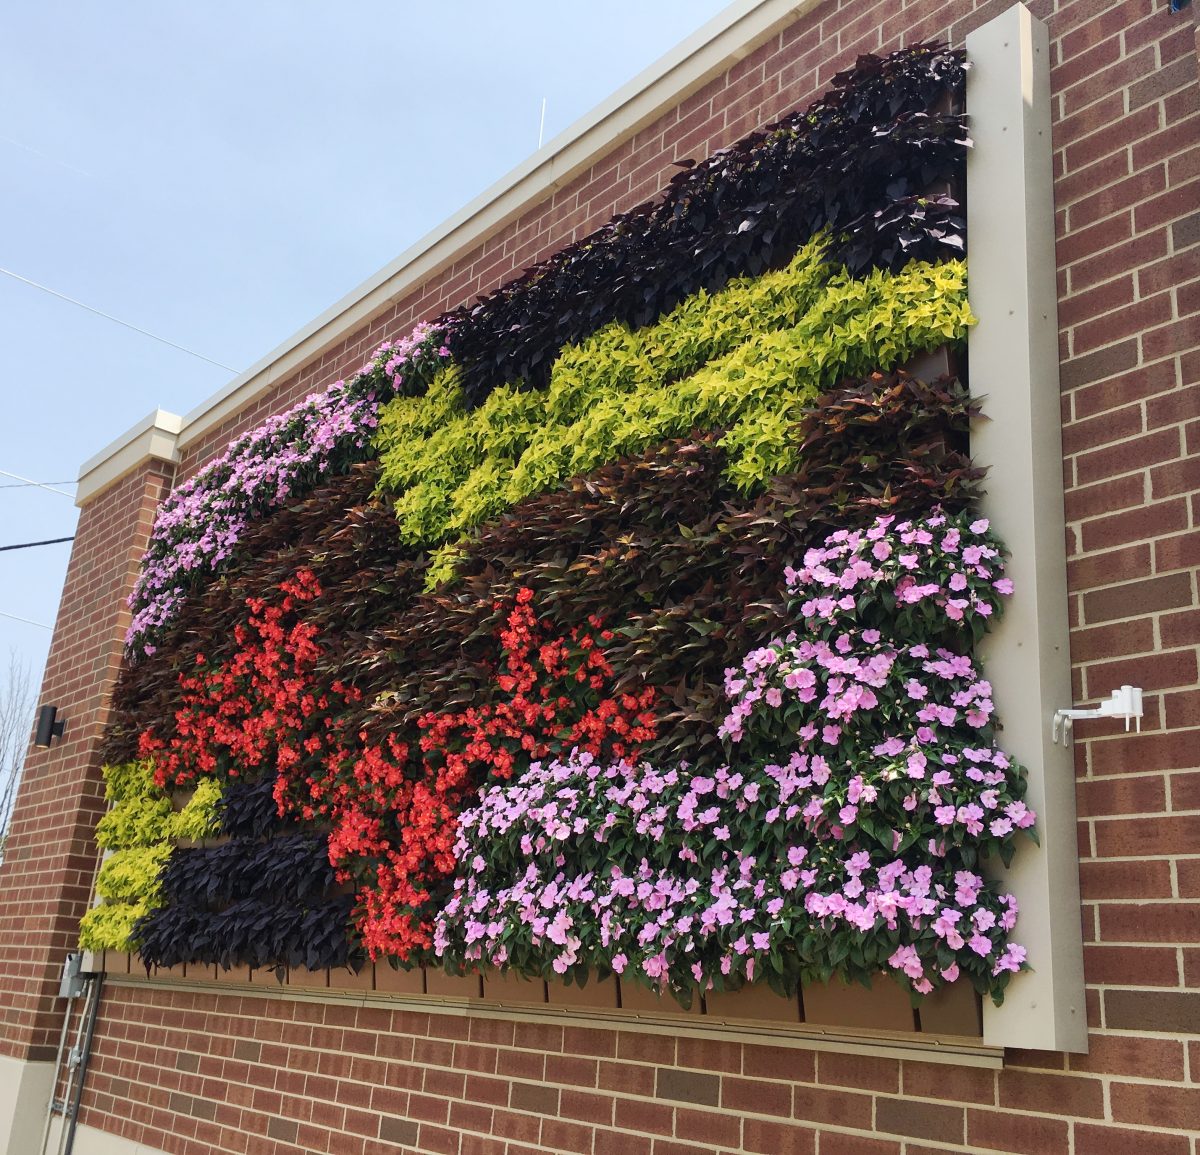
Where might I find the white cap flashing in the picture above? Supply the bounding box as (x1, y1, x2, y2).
(76, 409, 183, 506)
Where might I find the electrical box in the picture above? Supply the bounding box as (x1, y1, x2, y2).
(58, 952, 86, 999)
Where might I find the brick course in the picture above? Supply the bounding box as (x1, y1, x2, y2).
(2, 0, 1198, 1151)
(0, 461, 174, 1060)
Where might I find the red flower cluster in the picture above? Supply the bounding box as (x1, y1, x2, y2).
(137, 575, 659, 965)
(417, 587, 658, 784)
(136, 569, 357, 792)
(353, 589, 659, 960)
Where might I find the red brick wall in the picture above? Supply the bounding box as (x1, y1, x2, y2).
(0, 462, 174, 1060)
(2, 0, 1198, 1150)
(74, 982, 1196, 1155)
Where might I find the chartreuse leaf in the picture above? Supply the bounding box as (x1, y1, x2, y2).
(375, 245, 973, 567)
(79, 761, 220, 953)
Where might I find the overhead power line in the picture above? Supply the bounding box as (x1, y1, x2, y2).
(0, 607, 51, 624)
(0, 266, 240, 372)
(0, 479, 75, 490)
(0, 469, 75, 498)
(0, 536, 75, 552)
(0, 132, 94, 178)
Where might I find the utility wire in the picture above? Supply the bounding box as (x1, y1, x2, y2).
(0, 479, 75, 490)
(0, 536, 74, 552)
(0, 132, 94, 178)
(0, 470, 75, 498)
(0, 266, 240, 373)
(0, 609, 51, 629)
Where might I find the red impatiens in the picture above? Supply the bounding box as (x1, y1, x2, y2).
(417, 587, 658, 785)
(137, 568, 354, 791)
(136, 575, 659, 964)
(353, 588, 659, 959)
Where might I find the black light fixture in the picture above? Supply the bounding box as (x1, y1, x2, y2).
(35, 705, 66, 747)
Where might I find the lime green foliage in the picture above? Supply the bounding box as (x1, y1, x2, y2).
(375, 243, 973, 566)
(424, 542, 467, 590)
(95, 846, 173, 903)
(174, 778, 223, 841)
(79, 761, 219, 952)
(77, 902, 149, 953)
(93, 759, 172, 850)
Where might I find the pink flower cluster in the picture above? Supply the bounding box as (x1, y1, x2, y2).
(355, 320, 453, 394)
(717, 633, 1033, 860)
(784, 509, 1011, 633)
(126, 321, 451, 656)
(434, 509, 1035, 1003)
(434, 750, 1029, 998)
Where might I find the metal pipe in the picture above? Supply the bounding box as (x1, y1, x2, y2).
(52, 978, 94, 1155)
(62, 974, 103, 1155)
(37, 986, 77, 1155)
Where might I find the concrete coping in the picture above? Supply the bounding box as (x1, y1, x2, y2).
(74, 409, 183, 507)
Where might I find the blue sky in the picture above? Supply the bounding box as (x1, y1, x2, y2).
(0, 1, 733, 711)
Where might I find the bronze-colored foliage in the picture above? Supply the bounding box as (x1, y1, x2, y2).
(111, 370, 980, 775)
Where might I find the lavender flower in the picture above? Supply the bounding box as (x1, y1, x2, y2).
(125, 321, 452, 656)
(434, 512, 1034, 1003)
(435, 748, 1029, 1002)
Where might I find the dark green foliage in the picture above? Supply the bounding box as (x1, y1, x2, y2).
(134, 895, 353, 971)
(216, 773, 297, 840)
(158, 834, 334, 908)
(447, 45, 967, 405)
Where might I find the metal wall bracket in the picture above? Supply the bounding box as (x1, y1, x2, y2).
(1052, 685, 1144, 745)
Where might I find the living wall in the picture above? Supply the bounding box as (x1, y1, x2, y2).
(85, 43, 1037, 1009)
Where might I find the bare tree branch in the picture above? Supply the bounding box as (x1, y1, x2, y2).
(0, 650, 36, 861)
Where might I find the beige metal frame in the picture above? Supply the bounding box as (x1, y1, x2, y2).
(967, 4, 1088, 1053)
